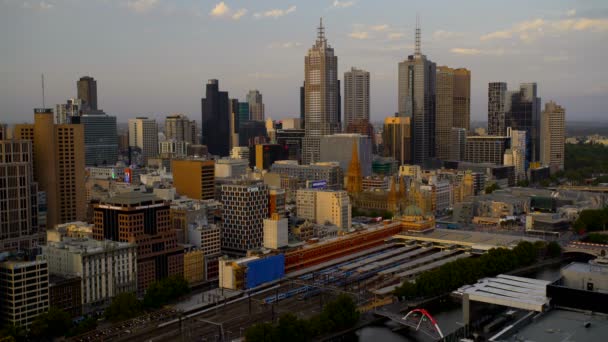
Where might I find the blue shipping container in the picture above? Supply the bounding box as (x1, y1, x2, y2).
(245, 254, 285, 289)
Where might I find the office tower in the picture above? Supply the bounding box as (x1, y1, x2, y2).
(263, 214, 288, 249)
(540, 101, 566, 173)
(247, 90, 265, 121)
(43, 237, 137, 314)
(0, 257, 49, 328)
(510, 83, 541, 162)
(504, 127, 527, 182)
(55, 98, 83, 124)
(0, 123, 7, 140)
(266, 119, 276, 143)
(92, 192, 183, 292)
(171, 159, 215, 200)
(487, 82, 508, 136)
(77, 76, 98, 112)
(435, 66, 471, 160)
(320, 134, 372, 176)
(383, 116, 412, 165)
(221, 181, 269, 255)
(398, 22, 436, 164)
(165, 114, 197, 144)
(229, 99, 240, 149)
(251, 143, 288, 170)
(128, 117, 158, 163)
(296, 189, 351, 231)
(202, 79, 231, 156)
(276, 128, 305, 162)
(449, 127, 467, 161)
(268, 188, 286, 217)
(71, 112, 118, 166)
(48, 275, 82, 318)
(303, 19, 340, 164)
(0, 140, 42, 252)
(344, 67, 370, 131)
(270, 161, 344, 189)
(238, 120, 267, 147)
(159, 140, 188, 158)
(238, 102, 250, 126)
(465, 136, 511, 165)
(14, 109, 86, 228)
(300, 82, 305, 124)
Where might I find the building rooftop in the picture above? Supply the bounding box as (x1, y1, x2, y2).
(100, 191, 162, 206)
(394, 228, 542, 250)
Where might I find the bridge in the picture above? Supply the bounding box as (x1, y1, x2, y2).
(563, 241, 608, 257)
(374, 307, 444, 340)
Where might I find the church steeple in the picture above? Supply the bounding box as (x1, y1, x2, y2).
(346, 141, 362, 193)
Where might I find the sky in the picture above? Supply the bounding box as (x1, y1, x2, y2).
(1, 0, 608, 124)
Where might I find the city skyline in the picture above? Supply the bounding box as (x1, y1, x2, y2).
(2, 1, 607, 123)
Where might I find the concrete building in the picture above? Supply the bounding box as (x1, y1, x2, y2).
(504, 127, 527, 182)
(220, 181, 269, 255)
(398, 23, 436, 164)
(343, 67, 370, 131)
(231, 146, 250, 160)
(281, 118, 302, 129)
(43, 237, 137, 314)
(465, 136, 511, 165)
(270, 160, 343, 190)
(77, 76, 98, 112)
(276, 128, 305, 163)
(92, 192, 183, 292)
(165, 114, 197, 145)
(449, 127, 467, 161)
(0, 140, 42, 253)
(188, 224, 222, 256)
(435, 66, 471, 160)
(172, 158, 215, 200)
(183, 249, 205, 284)
(303, 19, 341, 164)
(49, 274, 82, 318)
(247, 90, 265, 122)
(0, 257, 49, 328)
(215, 158, 248, 179)
(251, 143, 287, 170)
(383, 116, 411, 165)
(14, 109, 86, 228)
(320, 134, 372, 177)
(296, 189, 351, 231)
(201, 79, 231, 157)
(540, 101, 566, 173)
(268, 188, 286, 217)
(128, 117, 158, 163)
(159, 139, 188, 158)
(55, 98, 83, 124)
(71, 112, 118, 166)
(263, 213, 288, 249)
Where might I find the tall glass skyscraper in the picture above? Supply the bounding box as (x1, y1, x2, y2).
(201, 79, 230, 156)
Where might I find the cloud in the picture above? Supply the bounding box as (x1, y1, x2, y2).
(481, 17, 608, 43)
(126, 0, 158, 13)
(387, 32, 404, 40)
(480, 18, 545, 42)
(349, 31, 370, 39)
(433, 30, 464, 40)
(450, 47, 506, 56)
(22, 1, 54, 10)
(566, 9, 576, 17)
(269, 41, 302, 49)
(254, 5, 296, 19)
(332, 0, 354, 8)
(370, 24, 389, 32)
(209, 2, 247, 20)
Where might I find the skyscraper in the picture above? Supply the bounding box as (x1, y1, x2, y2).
(247, 90, 265, 121)
(303, 19, 340, 164)
(14, 109, 87, 228)
(172, 159, 216, 200)
(435, 66, 471, 160)
(128, 117, 158, 163)
(201, 79, 230, 156)
(77, 76, 98, 112)
(344, 67, 370, 132)
(540, 101, 565, 173)
(488, 82, 508, 136)
(165, 114, 197, 145)
(238, 102, 250, 125)
(300, 82, 305, 125)
(453, 68, 471, 131)
(71, 112, 118, 166)
(55, 98, 82, 124)
(383, 116, 411, 165)
(397, 21, 436, 165)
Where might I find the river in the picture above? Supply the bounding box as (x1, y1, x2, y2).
(355, 263, 565, 341)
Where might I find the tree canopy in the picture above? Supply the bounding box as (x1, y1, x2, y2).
(29, 307, 72, 341)
(573, 208, 608, 234)
(104, 292, 142, 322)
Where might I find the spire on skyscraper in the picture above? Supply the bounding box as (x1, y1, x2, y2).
(415, 14, 421, 56)
(317, 17, 326, 45)
(346, 141, 362, 193)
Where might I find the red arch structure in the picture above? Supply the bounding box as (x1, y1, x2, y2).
(402, 308, 444, 339)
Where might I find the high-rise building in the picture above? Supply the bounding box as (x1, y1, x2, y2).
(504, 127, 527, 182)
(165, 114, 197, 145)
(449, 128, 467, 161)
(320, 133, 372, 176)
(71, 112, 118, 166)
(300, 82, 306, 124)
(238, 102, 250, 126)
(251, 144, 288, 170)
(221, 181, 269, 255)
(276, 128, 305, 163)
(92, 192, 183, 292)
(435, 66, 471, 160)
(0, 257, 49, 328)
(270, 161, 344, 190)
(202, 79, 231, 156)
(14, 109, 86, 228)
(0, 140, 42, 252)
(540, 101, 566, 174)
(247, 90, 265, 121)
(0, 123, 8, 140)
(397, 22, 436, 165)
(55, 98, 83, 124)
(303, 19, 340, 164)
(128, 117, 158, 163)
(238, 120, 267, 147)
(77, 76, 98, 112)
(343, 67, 370, 131)
(229, 99, 240, 149)
(296, 189, 351, 231)
(465, 136, 511, 165)
(171, 159, 215, 200)
(383, 116, 411, 165)
(263, 214, 288, 249)
(488, 82, 508, 136)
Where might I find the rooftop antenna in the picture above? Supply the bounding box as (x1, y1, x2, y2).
(415, 14, 421, 56)
(41, 73, 46, 108)
(317, 17, 326, 43)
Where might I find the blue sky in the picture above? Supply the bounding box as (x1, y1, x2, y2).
(1, 0, 607, 124)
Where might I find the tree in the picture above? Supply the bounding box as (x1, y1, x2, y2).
(484, 183, 500, 194)
(245, 322, 276, 342)
(319, 294, 360, 332)
(0, 325, 26, 342)
(104, 292, 142, 322)
(573, 208, 608, 234)
(143, 275, 190, 309)
(68, 317, 98, 337)
(276, 314, 310, 342)
(29, 307, 72, 341)
(547, 241, 562, 258)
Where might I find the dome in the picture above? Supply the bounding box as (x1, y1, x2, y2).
(403, 205, 423, 217)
